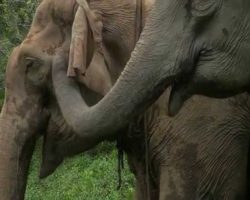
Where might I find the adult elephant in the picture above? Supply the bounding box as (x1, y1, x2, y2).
(54, 0, 250, 139)
(0, 0, 155, 199)
(0, 0, 249, 200)
(48, 1, 250, 199)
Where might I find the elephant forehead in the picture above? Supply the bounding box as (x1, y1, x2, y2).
(21, 0, 77, 55)
(51, 0, 78, 25)
(27, 0, 76, 34)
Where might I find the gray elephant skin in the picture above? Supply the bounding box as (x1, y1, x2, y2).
(0, 0, 250, 200)
(53, 0, 250, 198)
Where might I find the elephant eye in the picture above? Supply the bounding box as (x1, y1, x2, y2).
(25, 57, 41, 72)
(25, 57, 35, 68)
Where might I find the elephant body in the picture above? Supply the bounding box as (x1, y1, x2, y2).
(124, 91, 250, 199)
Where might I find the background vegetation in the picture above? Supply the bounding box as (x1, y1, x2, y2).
(0, 1, 134, 199)
(26, 142, 134, 200)
(0, 0, 39, 105)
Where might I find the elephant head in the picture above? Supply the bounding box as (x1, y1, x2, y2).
(53, 0, 250, 158)
(39, 0, 158, 178)
(0, 0, 113, 198)
(0, 45, 50, 199)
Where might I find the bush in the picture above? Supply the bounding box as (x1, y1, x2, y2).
(0, 0, 39, 105)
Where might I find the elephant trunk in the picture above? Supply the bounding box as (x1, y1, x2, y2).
(53, 1, 196, 143)
(0, 95, 48, 199)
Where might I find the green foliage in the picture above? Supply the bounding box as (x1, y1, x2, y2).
(26, 142, 135, 200)
(0, 0, 39, 106)
(0, 0, 38, 43)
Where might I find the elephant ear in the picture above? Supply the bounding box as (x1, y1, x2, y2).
(67, 0, 103, 77)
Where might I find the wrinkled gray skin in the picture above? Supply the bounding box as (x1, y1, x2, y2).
(0, 46, 49, 199)
(54, 0, 250, 146)
(124, 91, 250, 199)
(52, 52, 250, 198)
(52, 2, 250, 198)
(52, 63, 250, 200)
(1, 0, 250, 199)
(50, 1, 250, 200)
